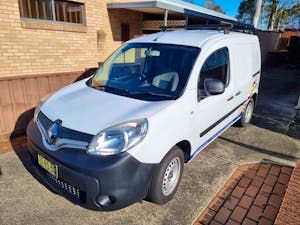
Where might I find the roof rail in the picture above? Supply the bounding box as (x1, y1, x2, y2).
(160, 24, 255, 34)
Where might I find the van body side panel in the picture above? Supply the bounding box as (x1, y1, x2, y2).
(185, 35, 261, 160)
(251, 38, 262, 95)
(229, 41, 253, 107)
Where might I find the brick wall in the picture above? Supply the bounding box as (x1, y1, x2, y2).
(0, 0, 142, 79)
(0, 0, 142, 138)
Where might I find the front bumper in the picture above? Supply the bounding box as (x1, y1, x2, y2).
(27, 120, 156, 211)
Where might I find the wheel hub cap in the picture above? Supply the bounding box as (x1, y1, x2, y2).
(245, 101, 253, 123)
(162, 157, 181, 196)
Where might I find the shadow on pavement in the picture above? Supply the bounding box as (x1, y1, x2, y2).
(251, 66, 300, 139)
(219, 136, 299, 163)
(10, 136, 58, 196)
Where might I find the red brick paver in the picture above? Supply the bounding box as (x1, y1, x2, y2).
(230, 206, 247, 223)
(194, 163, 292, 225)
(275, 161, 300, 225)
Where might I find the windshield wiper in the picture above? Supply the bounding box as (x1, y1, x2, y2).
(93, 85, 176, 99)
(130, 91, 177, 99)
(93, 85, 130, 93)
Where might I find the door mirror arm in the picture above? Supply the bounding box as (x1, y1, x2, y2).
(197, 89, 207, 101)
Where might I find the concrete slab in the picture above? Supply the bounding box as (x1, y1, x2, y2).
(0, 124, 299, 225)
(252, 66, 300, 138)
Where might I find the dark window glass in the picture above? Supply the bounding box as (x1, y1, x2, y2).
(19, 0, 84, 24)
(55, 0, 83, 24)
(19, 0, 53, 20)
(199, 48, 230, 91)
(91, 43, 200, 101)
(121, 24, 130, 42)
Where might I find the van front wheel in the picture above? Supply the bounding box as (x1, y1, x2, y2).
(148, 146, 184, 204)
(237, 98, 254, 127)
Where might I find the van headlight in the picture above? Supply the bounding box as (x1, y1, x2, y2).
(33, 94, 52, 122)
(87, 119, 148, 156)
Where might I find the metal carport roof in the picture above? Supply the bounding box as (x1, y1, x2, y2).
(107, 0, 246, 26)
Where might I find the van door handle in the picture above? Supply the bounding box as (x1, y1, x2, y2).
(227, 96, 234, 101)
(235, 91, 241, 96)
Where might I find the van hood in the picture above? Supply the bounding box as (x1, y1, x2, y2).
(40, 80, 173, 135)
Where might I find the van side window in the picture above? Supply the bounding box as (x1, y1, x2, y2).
(199, 48, 230, 93)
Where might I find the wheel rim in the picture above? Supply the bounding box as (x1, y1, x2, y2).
(244, 101, 253, 124)
(162, 157, 181, 196)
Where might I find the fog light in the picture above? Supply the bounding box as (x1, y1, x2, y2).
(97, 195, 113, 206)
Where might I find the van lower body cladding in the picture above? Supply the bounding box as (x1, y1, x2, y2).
(26, 121, 157, 211)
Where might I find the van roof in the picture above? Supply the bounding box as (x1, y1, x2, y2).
(128, 30, 257, 48)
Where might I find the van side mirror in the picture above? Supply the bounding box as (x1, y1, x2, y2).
(204, 78, 225, 96)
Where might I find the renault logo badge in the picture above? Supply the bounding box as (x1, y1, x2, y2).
(47, 122, 59, 144)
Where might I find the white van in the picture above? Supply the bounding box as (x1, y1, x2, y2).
(27, 28, 261, 211)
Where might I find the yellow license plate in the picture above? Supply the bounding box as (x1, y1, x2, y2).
(38, 154, 58, 179)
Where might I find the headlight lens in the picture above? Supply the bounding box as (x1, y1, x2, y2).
(87, 119, 148, 156)
(33, 94, 52, 122)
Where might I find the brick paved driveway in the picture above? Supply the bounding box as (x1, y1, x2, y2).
(194, 164, 293, 225)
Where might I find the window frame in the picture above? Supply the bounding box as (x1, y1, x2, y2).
(18, 0, 86, 26)
(197, 47, 230, 100)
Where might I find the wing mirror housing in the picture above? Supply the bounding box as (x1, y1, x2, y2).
(204, 78, 225, 96)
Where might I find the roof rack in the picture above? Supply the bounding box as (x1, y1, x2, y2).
(160, 24, 255, 34)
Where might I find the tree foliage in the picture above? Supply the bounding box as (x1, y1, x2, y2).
(264, 0, 300, 30)
(237, 0, 255, 24)
(237, 0, 300, 30)
(204, 0, 226, 14)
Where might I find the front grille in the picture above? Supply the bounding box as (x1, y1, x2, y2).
(44, 171, 86, 204)
(37, 112, 93, 143)
(36, 112, 91, 150)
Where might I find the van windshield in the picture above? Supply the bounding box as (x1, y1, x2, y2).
(90, 43, 200, 101)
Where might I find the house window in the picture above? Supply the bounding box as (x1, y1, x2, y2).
(18, 0, 85, 25)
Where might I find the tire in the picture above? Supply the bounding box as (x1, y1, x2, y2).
(148, 146, 184, 204)
(237, 98, 254, 127)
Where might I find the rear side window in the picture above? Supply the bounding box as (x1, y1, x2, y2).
(199, 48, 230, 92)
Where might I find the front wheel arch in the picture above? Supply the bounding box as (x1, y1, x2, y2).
(147, 146, 184, 204)
(176, 140, 191, 163)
